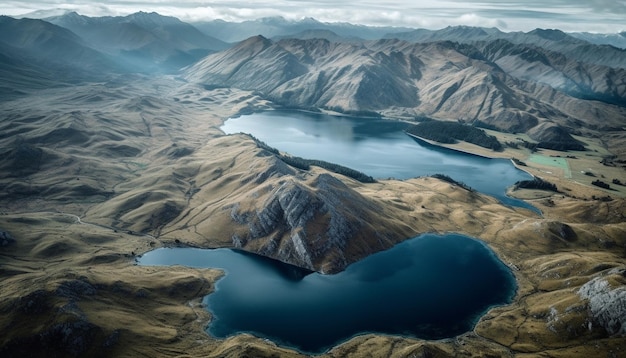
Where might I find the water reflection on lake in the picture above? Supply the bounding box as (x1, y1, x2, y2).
(221, 110, 536, 211)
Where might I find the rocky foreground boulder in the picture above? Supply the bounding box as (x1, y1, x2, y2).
(578, 274, 626, 335)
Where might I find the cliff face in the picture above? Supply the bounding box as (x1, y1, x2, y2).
(229, 173, 391, 273)
(578, 275, 626, 335)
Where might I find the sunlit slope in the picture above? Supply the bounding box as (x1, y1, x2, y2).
(185, 36, 626, 155)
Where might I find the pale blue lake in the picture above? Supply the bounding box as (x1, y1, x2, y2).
(221, 110, 537, 211)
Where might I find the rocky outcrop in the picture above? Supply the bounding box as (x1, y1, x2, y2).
(0, 319, 105, 358)
(230, 173, 394, 273)
(55, 278, 97, 300)
(1, 279, 114, 357)
(578, 274, 626, 335)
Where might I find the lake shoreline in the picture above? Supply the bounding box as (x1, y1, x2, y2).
(403, 131, 498, 159)
(3, 83, 624, 358)
(139, 233, 518, 355)
(222, 109, 540, 214)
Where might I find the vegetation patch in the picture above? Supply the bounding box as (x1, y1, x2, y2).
(514, 177, 558, 192)
(430, 174, 473, 191)
(406, 121, 503, 151)
(537, 140, 585, 151)
(248, 134, 376, 183)
(591, 180, 612, 190)
(528, 155, 572, 178)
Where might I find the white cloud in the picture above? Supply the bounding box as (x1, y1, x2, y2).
(1, 0, 624, 33)
(455, 13, 508, 29)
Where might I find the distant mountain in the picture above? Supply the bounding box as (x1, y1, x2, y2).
(0, 16, 118, 70)
(569, 32, 626, 49)
(45, 11, 229, 73)
(3, 12, 625, 138)
(272, 29, 364, 43)
(185, 36, 626, 140)
(385, 26, 626, 69)
(384, 25, 503, 43)
(0, 16, 121, 96)
(192, 16, 413, 43)
(476, 39, 626, 107)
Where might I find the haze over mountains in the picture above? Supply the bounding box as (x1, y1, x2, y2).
(45, 11, 228, 73)
(2, 11, 625, 154)
(192, 16, 414, 42)
(0, 15, 121, 94)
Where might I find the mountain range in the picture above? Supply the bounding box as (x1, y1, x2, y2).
(191, 16, 413, 43)
(385, 26, 626, 69)
(44, 11, 229, 73)
(16, 10, 626, 48)
(185, 35, 625, 151)
(569, 31, 626, 49)
(2, 11, 625, 153)
(0, 15, 123, 97)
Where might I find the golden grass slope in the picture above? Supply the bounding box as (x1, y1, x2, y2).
(1, 76, 625, 356)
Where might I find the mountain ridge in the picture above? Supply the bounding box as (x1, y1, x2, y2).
(44, 11, 229, 73)
(0, 16, 123, 95)
(185, 36, 626, 143)
(191, 15, 416, 43)
(13, 10, 626, 46)
(4, 11, 625, 153)
(385, 25, 626, 69)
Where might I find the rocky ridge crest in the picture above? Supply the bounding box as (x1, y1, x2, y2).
(230, 173, 392, 273)
(185, 36, 626, 155)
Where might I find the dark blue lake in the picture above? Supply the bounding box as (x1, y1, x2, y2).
(221, 110, 536, 211)
(138, 233, 516, 354)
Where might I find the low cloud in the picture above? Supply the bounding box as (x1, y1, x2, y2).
(455, 13, 508, 29)
(2, 0, 624, 32)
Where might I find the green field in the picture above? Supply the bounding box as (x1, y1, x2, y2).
(528, 155, 572, 178)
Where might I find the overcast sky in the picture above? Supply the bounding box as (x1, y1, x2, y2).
(2, 0, 625, 33)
